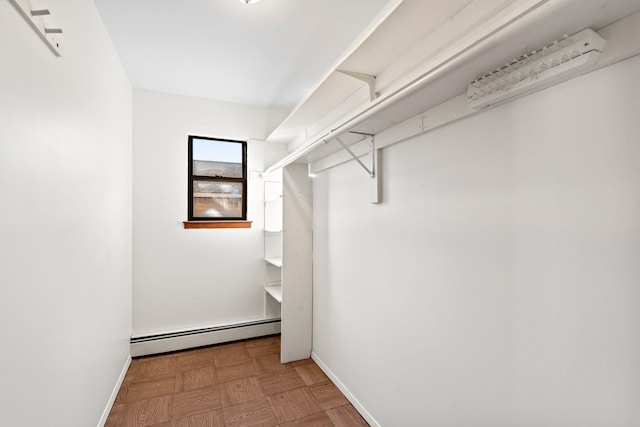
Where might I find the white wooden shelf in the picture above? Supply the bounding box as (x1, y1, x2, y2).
(264, 285, 282, 303)
(264, 229, 282, 233)
(264, 257, 282, 268)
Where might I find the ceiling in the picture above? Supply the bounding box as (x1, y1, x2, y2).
(255, 0, 640, 166)
(95, 0, 640, 157)
(94, 0, 395, 109)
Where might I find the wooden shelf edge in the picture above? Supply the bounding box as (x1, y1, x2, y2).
(183, 221, 253, 229)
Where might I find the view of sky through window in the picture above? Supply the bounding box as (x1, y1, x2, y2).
(193, 138, 242, 163)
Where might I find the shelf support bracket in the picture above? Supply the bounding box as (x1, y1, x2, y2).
(335, 134, 381, 204)
(9, 0, 62, 57)
(336, 69, 377, 102)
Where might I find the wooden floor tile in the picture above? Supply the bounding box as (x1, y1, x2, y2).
(137, 356, 177, 380)
(326, 405, 368, 427)
(125, 375, 176, 402)
(176, 349, 215, 371)
(105, 403, 125, 427)
(253, 354, 287, 375)
(214, 343, 251, 366)
(220, 376, 264, 407)
(244, 336, 278, 349)
(121, 395, 172, 427)
(165, 409, 224, 427)
(285, 359, 314, 369)
(279, 412, 335, 427)
(247, 343, 280, 358)
(107, 337, 363, 427)
(115, 383, 129, 405)
(124, 361, 142, 383)
(171, 386, 221, 419)
(269, 388, 322, 423)
(307, 382, 348, 410)
(217, 359, 257, 383)
(258, 369, 306, 396)
(294, 364, 329, 386)
(179, 366, 217, 392)
(222, 397, 278, 427)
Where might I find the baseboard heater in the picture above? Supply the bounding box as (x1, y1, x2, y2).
(130, 317, 281, 357)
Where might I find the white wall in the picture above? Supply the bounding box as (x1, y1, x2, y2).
(0, 2, 132, 427)
(132, 88, 286, 336)
(312, 54, 640, 426)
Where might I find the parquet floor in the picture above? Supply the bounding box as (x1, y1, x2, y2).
(105, 335, 369, 427)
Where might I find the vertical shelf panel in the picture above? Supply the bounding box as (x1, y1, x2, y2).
(264, 179, 283, 232)
(263, 170, 283, 320)
(280, 164, 313, 363)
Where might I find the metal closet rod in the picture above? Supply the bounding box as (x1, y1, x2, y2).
(264, 0, 558, 174)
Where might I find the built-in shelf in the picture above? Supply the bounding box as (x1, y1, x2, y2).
(261, 165, 312, 363)
(264, 257, 282, 268)
(264, 285, 282, 303)
(265, 1, 640, 174)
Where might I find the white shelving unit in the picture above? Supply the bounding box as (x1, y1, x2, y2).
(264, 285, 282, 303)
(262, 164, 312, 363)
(264, 257, 282, 268)
(263, 170, 283, 322)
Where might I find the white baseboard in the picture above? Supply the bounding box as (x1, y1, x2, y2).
(131, 318, 281, 357)
(98, 355, 131, 427)
(311, 351, 381, 427)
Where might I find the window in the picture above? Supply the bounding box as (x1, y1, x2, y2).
(188, 136, 247, 221)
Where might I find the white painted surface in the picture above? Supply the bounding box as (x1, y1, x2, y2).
(264, 257, 283, 268)
(309, 9, 640, 175)
(94, 0, 393, 108)
(281, 164, 313, 363)
(130, 320, 280, 357)
(264, 285, 282, 303)
(0, 1, 132, 426)
(268, 0, 640, 166)
(311, 352, 380, 427)
(99, 356, 132, 427)
(132, 88, 283, 336)
(312, 55, 640, 426)
(8, 0, 63, 57)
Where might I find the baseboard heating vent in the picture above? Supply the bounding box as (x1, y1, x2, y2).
(131, 317, 281, 357)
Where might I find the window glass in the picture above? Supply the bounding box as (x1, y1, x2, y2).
(192, 181, 243, 218)
(192, 139, 243, 178)
(188, 136, 247, 220)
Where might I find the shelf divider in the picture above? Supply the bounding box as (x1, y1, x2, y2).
(264, 285, 282, 303)
(264, 257, 282, 268)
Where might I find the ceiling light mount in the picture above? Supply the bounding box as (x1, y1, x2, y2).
(239, 0, 262, 4)
(466, 28, 606, 110)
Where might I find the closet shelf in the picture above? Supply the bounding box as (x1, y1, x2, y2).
(264, 229, 282, 233)
(264, 257, 282, 268)
(264, 285, 282, 303)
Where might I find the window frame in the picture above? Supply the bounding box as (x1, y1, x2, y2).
(187, 135, 248, 221)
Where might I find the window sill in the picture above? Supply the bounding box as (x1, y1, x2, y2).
(183, 221, 252, 229)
